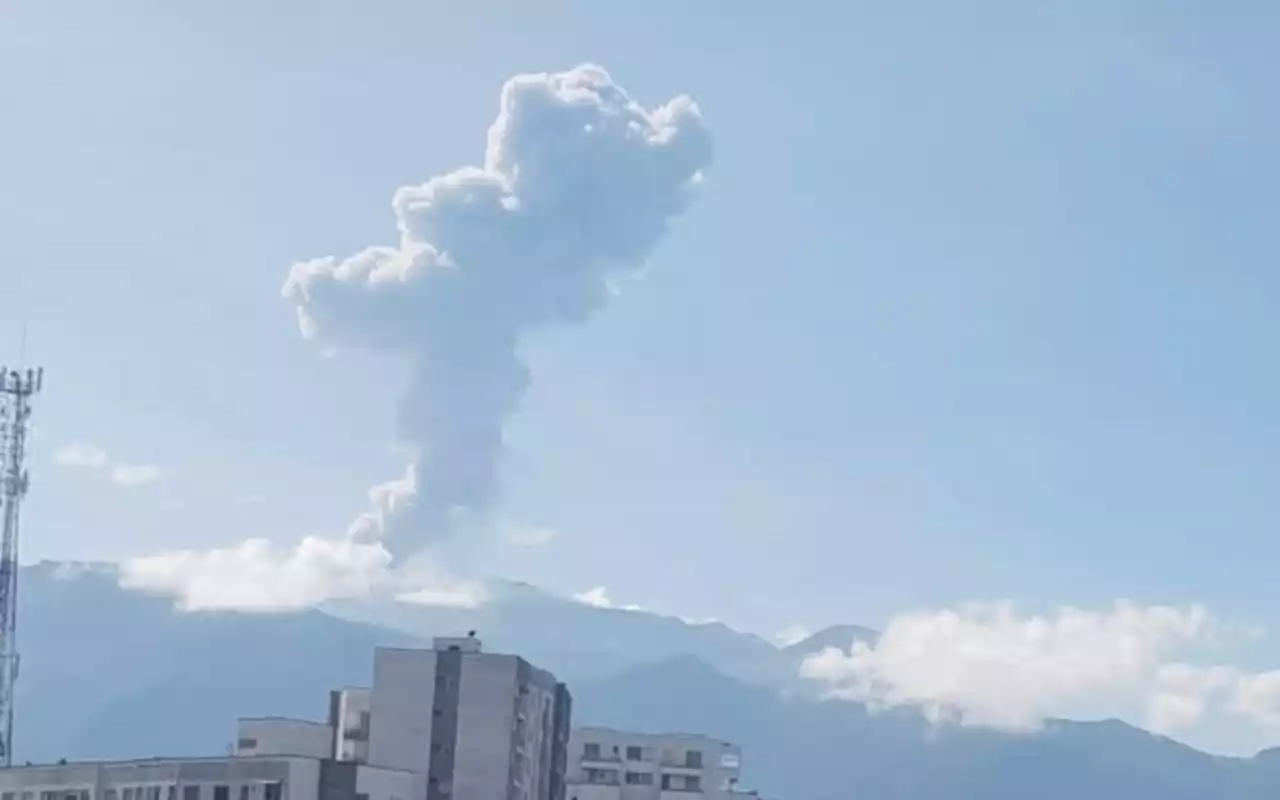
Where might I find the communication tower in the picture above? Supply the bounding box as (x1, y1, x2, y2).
(0, 366, 41, 767)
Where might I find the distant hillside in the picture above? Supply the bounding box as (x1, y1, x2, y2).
(17, 561, 1280, 799)
(572, 656, 1280, 800)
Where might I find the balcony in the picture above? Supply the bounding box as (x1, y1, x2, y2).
(579, 750, 622, 766)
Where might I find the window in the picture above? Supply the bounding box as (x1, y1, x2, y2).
(238, 788, 248, 800)
(123, 789, 134, 800)
(624, 772, 653, 786)
(213, 787, 228, 800)
(262, 784, 281, 800)
(583, 769, 617, 786)
(583, 742, 601, 759)
(166, 788, 175, 800)
(625, 746, 643, 761)
(684, 750, 702, 769)
(149, 787, 161, 800)
(183, 786, 200, 800)
(4, 791, 14, 800)
(685, 776, 702, 792)
(660, 775, 673, 791)
(237, 738, 257, 750)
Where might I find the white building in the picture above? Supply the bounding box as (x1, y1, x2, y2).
(0, 755, 414, 800)
(566, 728, 742, 800)
(235, 719, 333, 760)
(0, 636, 571, 800)
(367, 637, 572, 800)
(328, 690, 370, 765)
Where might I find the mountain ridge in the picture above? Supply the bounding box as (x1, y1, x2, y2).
(16, 560, 1280, 799)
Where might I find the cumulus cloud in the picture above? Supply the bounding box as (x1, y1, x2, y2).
(396, 577, 488, 609)
(121, 536, 390, 612)
(55, 442, 108, 469)
(503, 523, 559, 548)
(283, 63, 712, 560)
(775, 624, 813, 647)
(800, 601, 1280, 738)
(110, 463, 161, 486)
(573, 585, 646, 612)
(55, 441, 160, 486)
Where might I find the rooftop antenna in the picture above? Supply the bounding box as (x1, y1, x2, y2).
(0, 336, 41, 766)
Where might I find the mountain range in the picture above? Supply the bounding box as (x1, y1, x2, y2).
(16, 560, 1280, 799)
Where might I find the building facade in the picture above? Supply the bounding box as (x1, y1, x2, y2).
(235, 720, 334, 760)
(327, 690, 370, 765)
(0, 756, 414, 800)
(367, 637, 571, 800)
(565, 728, 742, 800)
(0, 637, 570, 800)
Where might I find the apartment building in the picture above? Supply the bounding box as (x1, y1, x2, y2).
(0, 755, 414, 800)
(328, 689, 371, 765)
(566, 728, 742, 800)
(367, 637, 572, 800)
(0, 636, 571, 800)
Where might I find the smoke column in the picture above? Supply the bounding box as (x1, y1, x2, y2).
(282, 65, 713, 558)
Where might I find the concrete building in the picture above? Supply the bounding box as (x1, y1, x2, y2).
(367, 636, 572, 800)
(0, 756, 415, 800)
(0, 637, 570, 800)
(235, 720, 334, 760)
(327, 690, 370, 765)
(566, 728, 742, 800)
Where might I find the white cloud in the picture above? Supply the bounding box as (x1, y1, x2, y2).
(54, 442, 108, 469)
(798, 600, 1280, 737)
(396, 580, 488, 609)
(54, 442, 160, 487)
(776, 624, 813, 647)
(118, 464, 448, 613)
(110, 463, 161, 486)
(572, 586, 646, 612)
(120, 535, 391, 612)
(503, 523, 559, 548)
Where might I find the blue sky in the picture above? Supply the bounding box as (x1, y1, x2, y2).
(4, 1, 1280, 752)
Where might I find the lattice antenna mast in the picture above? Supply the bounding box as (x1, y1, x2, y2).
(0, 365, 41, 767)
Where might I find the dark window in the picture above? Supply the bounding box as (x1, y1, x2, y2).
(182, 788, 199, 800)
(213, 787, 228, 800)
(237, 738, 257, 750)
(624, 772, 653, 786)
(625, 746, 643, 761)
(685, 750, 703, 769)
(238, 788, 248, 800)
(583, 742, 601, 760)
(661, 775, 673, 790)
(685, 776, 702, 791)
(122, 790, 134, 800)
(262, 784, 281, 800)
(167, 788, 175, 800)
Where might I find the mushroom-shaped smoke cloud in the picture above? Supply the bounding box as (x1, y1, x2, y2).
(284, 64, 713, 559)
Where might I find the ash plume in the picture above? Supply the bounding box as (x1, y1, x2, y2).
(283, 64, 712, 558)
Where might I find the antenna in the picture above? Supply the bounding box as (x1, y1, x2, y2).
(0, 364, 41, 766)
